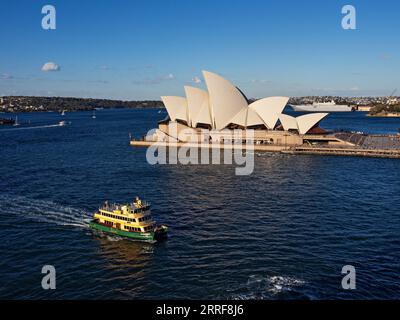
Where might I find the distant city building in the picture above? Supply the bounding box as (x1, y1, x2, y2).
(357, 106, 372, 112)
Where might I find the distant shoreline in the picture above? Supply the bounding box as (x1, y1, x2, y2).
(368, 112, 400, 118)
(0, 96, 164, 113)
(0, 106, 165, 114)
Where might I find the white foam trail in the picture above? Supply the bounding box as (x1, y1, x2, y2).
(0, 123, 66, 132)
(0, 194, 90, 228)
(266, 276, 305, 294)
(229, 274, 306, 299)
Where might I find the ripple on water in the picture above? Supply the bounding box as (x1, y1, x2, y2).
(1, 109, 400, 299)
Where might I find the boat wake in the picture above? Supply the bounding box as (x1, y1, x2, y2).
(0, 194, 91, 228)
(226, 274, 306, 300)
(0, 123, 67, 132)
(264, 275, 306, 295)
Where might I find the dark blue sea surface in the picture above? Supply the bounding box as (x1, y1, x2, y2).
(0, 109, 399, 299)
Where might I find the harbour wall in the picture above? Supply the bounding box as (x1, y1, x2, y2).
(130, 140, 400, 159)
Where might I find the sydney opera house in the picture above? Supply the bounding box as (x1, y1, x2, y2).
(140, 71, 347, 148)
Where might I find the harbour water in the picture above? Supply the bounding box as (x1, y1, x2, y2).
(0, 109, 400, 299)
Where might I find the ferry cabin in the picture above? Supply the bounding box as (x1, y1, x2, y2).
(94, 202, 155, 233)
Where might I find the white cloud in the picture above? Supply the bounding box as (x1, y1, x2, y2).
(192, 76, 202, 84)
(42, 62, 60, 72)
(1, 73, 13, 80)
(251, 79, 272, 84)
(132, 73, 174, 85)
(379, 53, 392, 61)
(163, 73, 174, 80)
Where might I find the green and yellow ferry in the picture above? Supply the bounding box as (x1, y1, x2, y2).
(89, 197, 168, 241)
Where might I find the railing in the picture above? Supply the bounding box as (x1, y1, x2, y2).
(100, 201, 151, 213)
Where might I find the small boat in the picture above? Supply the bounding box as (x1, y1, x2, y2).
(92, 110, 96, 119)
(89, 197, 168, 241)
(59, 121, 67, 126)
(0, 117, 15, 125)
(61, 110, 66, 116)
(13, 116, 20, 126)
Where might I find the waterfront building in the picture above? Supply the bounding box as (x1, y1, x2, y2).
(143, 70, 347, 147)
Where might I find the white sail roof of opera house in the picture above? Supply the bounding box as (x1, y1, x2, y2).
(279, 113, 329, 134)
(296, 113, 329, 135)
(229, 108, 264, 127)
(249, 97, 289, 129)
(160, 70, 329, 135)
(203, 70, 248, 130)
(161, 96, 188, 123)
(279, 114, 299, 131)
(184, 86, 212, 127)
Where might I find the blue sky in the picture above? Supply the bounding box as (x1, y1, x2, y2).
(0, 0, 399, 99)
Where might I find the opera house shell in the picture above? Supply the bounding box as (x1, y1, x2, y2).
(153, 70, 329, 144)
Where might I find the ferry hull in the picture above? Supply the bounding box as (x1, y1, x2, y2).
(89, 220, 167, 241)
